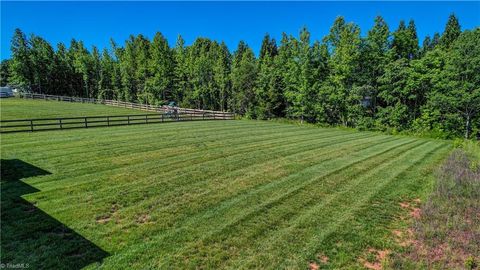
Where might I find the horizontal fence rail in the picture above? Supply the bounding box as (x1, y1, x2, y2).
(0, 111, 234, 133)
(19, 93, 233, 115)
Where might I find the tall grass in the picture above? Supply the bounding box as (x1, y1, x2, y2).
(391, 140, 480, 269)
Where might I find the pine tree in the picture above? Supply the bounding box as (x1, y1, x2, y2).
(173, 35, 189, 105)
(259, 33, 277, 60)
(110, 39, 124, 100)
(148, 32, 173, 104)
(119, 35, 138, 101)
(231, 42, 257, 115)
(98, 48, 115, 99)
(297, 27, 316, 122)
(269, 33, 291, 118)
(407, 20, 419, 59)
(431, 33, 441, 48)
(282, 34, 301, 119)
(433, 29, 480, 138)
(69, 40, 94, 97)
(420, 32, 440, 55)
(53, 43, 72, 95)
(391, 20, 418, 60)
(421, 36, 432, 55)
(359, 16, 390, 121)
(10, 28, 33, 90)
(29, 35, 56, 94)
(213, 42, 231, 111)
(90, 46, 102, 98)
(134, 35, 151, 103)
(377, 59, 412, 129)
(323, 17, 361, 126)
(310, 41, 329, 123)
(0, 60, 11, 87)
(440, 14, 461, 48)
(254, 33, 278, 119)
(185, 38, 217, 109)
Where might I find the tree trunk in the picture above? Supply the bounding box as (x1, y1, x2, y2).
(465, 114, 470, 139)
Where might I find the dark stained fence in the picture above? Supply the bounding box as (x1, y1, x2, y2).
(0, 111, 235, 133)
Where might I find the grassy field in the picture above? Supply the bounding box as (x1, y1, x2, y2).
(1, 100, 453, 269)
(0, 98, 139, 120)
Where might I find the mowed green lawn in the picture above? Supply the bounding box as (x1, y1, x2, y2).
(1, 101, 452, 269)
(0, 98, 139, 120)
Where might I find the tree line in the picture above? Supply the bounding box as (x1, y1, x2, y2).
(1, 15, 479, 139)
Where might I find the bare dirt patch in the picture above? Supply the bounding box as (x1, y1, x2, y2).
(399, 202, 410, 209)
(318, 254, 329, 264)
(410, 207, 421, 219)
(309, 262, 319, 270)
(136, 213, 152, 224)
(392, 230, 402, 238)
(359, 248, 390, 270)
(399, 199, 422, 219)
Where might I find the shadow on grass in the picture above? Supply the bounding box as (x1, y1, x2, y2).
(1, 159, 108, 269)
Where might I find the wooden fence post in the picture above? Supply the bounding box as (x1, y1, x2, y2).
(59, 119, 63, 129)
(30, 120, 34, 132)
(84, 117, 88, 128)
(145, 115, 148, 124)
(107, 116, 110, 126)
(127, 116, 130, 125)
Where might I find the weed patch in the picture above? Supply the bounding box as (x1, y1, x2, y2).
(390, 147, 480, 269)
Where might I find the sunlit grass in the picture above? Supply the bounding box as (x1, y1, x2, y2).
(0, 98, 139, 120)
(0, 118, 452, 269)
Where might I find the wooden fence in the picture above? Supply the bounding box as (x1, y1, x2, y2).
(19, 93, 231, 115)
(0, 111, 234, 133)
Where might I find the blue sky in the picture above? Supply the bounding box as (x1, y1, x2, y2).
(1, 1, 479, 60)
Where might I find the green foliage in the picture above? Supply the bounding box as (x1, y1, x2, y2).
(6, 16, 479, 139)
(10, 28, 33, 89)
(391, 20, 418, 60)
(427, 29, 480, 139)
(465, 256, 477, 270)
(453, 139, 480, 170)
(172, 35, 188, 105)
(0, 59, 11, 86)
(440, 13, 461, 49)
(254, 34, 280, 119)
(231, 42, 257, 116)
(147, 32, 174, 104)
